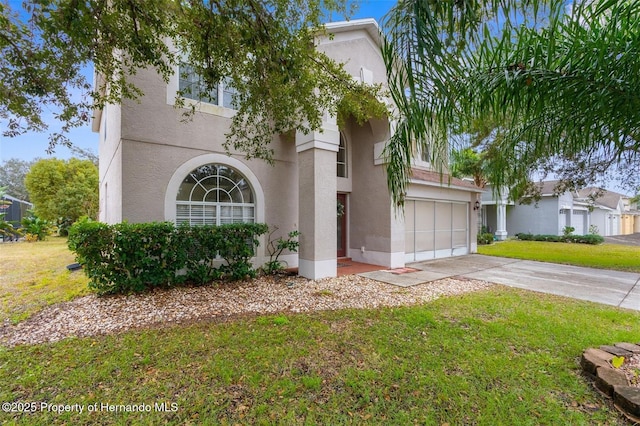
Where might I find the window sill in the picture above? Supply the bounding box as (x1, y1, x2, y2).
(180, 98, 237, 119)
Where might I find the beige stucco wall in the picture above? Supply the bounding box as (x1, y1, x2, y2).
(297, 147, 337, 262)
(317, 28, 388, 86)
(108, 65, 300, 262)
(317, 23, 407, 267)
(348, 118, 397, 258)
(98, 102, 123, 223)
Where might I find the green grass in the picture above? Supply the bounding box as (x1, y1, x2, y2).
(0, 237, 89, 323)
(1, 287, 637, 425)
(478, 240, 640, 272)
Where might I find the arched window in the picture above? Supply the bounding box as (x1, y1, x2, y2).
(176, 164, 255, 226)
(337, 132, 347, 178)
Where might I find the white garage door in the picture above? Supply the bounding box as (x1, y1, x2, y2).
(572, 211, 586, 235)
(610, 214, 620, 236)
(405, 200, 469, 262)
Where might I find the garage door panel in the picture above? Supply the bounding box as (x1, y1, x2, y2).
(416, 201, 434, 231)
(452, 203, 468, 249)
(435, 230, 450, 250)
(452, 230, 467, 247)
(405, 200, 469, 262)
(405, 201, 415, 253)
(405, 201, 415, 232)
(572, 212, 585, 235)
(416, 230, 435, 251)
(435, 202, 452, 228)
(452, 203, 467, 228)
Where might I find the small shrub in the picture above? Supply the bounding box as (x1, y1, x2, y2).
(21, 213, 53, 241)
(177, 224, 223, 285)
(567, 234, 604, 245)
(56, 217, 74, 237)
(262, 227, 300, 274)
(216, 223, 269, 280)
(0, 217, 20, 240)
(562, 226, 575, 237)
(534, 234, 562, 242)
(589, 225, 600, 235)
(477, 232, 494, 245)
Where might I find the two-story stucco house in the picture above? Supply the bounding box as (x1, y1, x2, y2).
(93, 19, 482, 280)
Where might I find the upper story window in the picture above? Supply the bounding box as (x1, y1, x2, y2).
(337, 133, 347, 178)
(178, 63, 237, 109)
(412, 143, 431, 168)
(419, 146, 430, 163)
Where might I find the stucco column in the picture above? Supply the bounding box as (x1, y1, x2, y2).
(295, 121, 340, 279)
(495, 192, 508, 241)
(569, 206, 574, 234)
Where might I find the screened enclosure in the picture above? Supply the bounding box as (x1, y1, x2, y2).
(404, 200, 469, 262)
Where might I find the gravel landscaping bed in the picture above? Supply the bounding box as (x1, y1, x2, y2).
(0, 275, 492, 347)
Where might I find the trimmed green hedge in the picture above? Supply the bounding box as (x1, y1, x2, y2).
(68, 221, 268, 294)
(515, 233, 604, 245)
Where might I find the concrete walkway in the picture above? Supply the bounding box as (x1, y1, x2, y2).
(359, 254, 640, 311)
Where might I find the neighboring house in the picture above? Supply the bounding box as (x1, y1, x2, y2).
(93, 19, 482, 279)
(482, 181, 638, 238)
(0, 194, 33, 226)
(577, 187, 640, 236)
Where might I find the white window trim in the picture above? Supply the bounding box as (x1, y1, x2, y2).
(165, 154, 265, 225)
(337, 132, 348, 178)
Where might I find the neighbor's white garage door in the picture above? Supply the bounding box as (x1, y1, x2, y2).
(572, 211, 586, 235)
(404, 200, 469, 262)
(609, 214, 620, 236)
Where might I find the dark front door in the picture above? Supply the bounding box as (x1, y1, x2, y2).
(337, 193, 347, 258)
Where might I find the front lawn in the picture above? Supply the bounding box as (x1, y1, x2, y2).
(0, 237, 89, 324)
(1, 287, 637, 425)
(478, 240, 640, 272)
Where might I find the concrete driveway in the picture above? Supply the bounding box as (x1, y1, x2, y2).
(604, 233, 640, 246)
(360, 254, 640, 311)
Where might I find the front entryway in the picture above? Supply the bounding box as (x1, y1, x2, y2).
(337, 193, 347, 258)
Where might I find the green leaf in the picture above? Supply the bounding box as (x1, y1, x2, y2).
(611, 356, 624, 368)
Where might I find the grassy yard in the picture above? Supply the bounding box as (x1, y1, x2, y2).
(478, 240, 640, 273)
(1, 233, 638, 424)
(0, 237, 89, 324)
(1, 287, 637, 425)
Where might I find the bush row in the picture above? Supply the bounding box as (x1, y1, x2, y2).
(68, 221, 268, 294)
(515, 233, 604, 245)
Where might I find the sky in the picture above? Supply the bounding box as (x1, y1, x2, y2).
(0, 0, 396, 164)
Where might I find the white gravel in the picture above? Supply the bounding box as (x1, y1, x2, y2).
(0, 275, 493, 347)
(623, 354, 640, 387)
